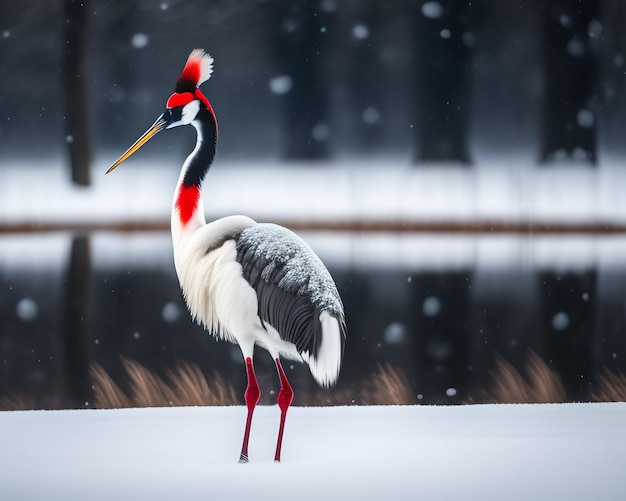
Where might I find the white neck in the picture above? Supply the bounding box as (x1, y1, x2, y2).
(171, 126, 208, 276)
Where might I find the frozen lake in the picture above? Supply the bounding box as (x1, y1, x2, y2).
(2, 158, 626, 407)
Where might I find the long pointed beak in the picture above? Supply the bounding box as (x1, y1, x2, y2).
(106, 117, 168, 174)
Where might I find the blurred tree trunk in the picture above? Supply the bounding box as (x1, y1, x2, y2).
(469, 270, 540, 392)
(540, 0, 599, 165)
(409, 271, 473, 403)
(413, 1, 475, 164)
(596, 2, 626, 155)
(105, 1, 138, 147)
(538, 271, 596, 400)
(63, 0, 92, 185)
(269, 0, 330, 160)
(347, 3, 384, 152)
(62, 235, 93, 407)
(592, 268, 626, 375)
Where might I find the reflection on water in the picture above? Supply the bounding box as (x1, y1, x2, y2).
(1, 231, 626, 407)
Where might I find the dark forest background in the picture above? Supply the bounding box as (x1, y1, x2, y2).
(3, 1, 626, 408)
(3, 0, 626, 170)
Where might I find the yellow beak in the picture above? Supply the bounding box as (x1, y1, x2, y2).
(106, 117, 168, 174)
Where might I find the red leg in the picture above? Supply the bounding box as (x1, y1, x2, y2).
(274, 358, 294, 462)
(239, 357, 260, 463)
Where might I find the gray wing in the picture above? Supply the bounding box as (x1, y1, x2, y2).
(235, 223, 346, 360)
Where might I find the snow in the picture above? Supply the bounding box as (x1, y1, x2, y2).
(15, 297, 38, 322)
(238, 223, 342, 312)
(5, 156, 626, 226)
(268, 75, 293, 95)
(131, 33, 149, 49)
(362, 106, 380, 125)
(567, 38, 585, 58)
(577, 108, 595, 128)
(4, 157, 626, 273)
(422, 2, 445, 19)
(311, 123, 330, 141)
(0, 403, 624, 500)
(462, 31, 475, 47)
(352, 23, 370, 40)
(588, 19, 603, 39)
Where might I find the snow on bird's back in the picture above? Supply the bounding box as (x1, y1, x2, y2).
(238, 223, 343, 314)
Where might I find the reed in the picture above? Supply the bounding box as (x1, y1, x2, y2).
(302, 363, 416, 406)
(90, 357, 239, 409)
(479, 351, 566, 404)
(591, 369, 626, 402)
(4, 354, 625, 410)
(91, 360, 415, 408)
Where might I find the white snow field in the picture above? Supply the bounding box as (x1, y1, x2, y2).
(0, 403, 624, 501)
(3, 155, 626, 227)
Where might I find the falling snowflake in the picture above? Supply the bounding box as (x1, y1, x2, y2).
(269, 75, 293, 95)
(162, 302, 181, 323)
(16, 298, 38, 322)
(131, 33, 149, 49)
(577, 109, 594, 128)
(422, 2, 444, 19)
(552, 312, 570, 331)
(422, 295, 441, 317)
(362, 107, 380, 125)
(312, 123, 330, 142)
(352, 24, 369, 40)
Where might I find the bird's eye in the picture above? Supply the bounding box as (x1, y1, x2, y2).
(170, 107, 183, 121)
(163, 107, 184, 129)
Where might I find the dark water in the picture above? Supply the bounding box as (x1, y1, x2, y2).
(1, 231, 626, 407)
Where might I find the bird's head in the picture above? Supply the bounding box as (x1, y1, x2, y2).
(107, 49, 214, 174)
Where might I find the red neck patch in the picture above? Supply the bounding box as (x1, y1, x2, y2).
(175, 184, 201, 226)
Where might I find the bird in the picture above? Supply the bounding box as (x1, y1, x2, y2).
(106, 49, 346, 463)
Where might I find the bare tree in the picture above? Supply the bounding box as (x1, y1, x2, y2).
(63, 0, 92, 185)
(62, 235, 93, 407)
(269, 0, 330, 160)
(540, 0, 599, 165)
(538, 271, 596, 400)
(413, 1, 476, 164)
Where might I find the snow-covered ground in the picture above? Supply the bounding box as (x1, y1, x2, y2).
(1, 403, 624, 500)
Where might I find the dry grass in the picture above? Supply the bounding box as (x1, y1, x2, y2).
(357, 363, 416, 405)
(303, 363, 416, 406)
(591, 369, 626, 402)
(0, 360, 414, 411)
(0, 392, 71, 411)
(92, 359, 415, 409)
(0, 394, 42, 411)
(91, 357, 239, 409)
(479, 351, 567, 404)
(4, 354, 625, 410)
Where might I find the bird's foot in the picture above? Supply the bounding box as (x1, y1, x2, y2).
(238, 453, 249, 463)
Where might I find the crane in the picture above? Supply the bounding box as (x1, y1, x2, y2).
(106, 49, 346, 463)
